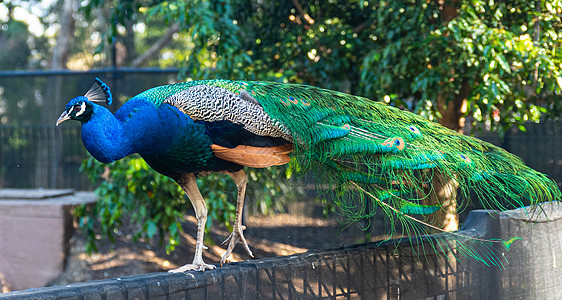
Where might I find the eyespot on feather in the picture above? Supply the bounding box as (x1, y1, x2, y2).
(381, 137, 406, 151)
(460, 154, 472, 163)
(408, 125, 421, 136)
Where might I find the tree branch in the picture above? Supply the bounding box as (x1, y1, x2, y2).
(51, 0, 78, 69)
(131, 22, 180, 67)
(352, 22, 367, 34)
(291, 0, 315, 25)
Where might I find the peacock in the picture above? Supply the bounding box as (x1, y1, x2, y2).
(57, 78, 561, 271)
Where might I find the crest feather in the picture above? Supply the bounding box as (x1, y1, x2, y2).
(84, 78, 113, 105)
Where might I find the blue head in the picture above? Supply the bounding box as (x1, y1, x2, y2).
(56, 78, 112, 126)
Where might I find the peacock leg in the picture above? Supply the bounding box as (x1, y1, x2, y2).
(220, 169, 253, 266)
(169, 173, 216, 272)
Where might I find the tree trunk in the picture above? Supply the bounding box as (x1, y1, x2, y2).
(422, 0, 469, 232)
(50, 0, 77, 70)
(36, 0, 77, 188)
(121, 18, 137, 66)
(422, 172, 460, 233)
(436, 78, 470, 134)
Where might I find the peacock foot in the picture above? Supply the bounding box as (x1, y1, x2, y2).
(220, 225, 253, 266)
(168, 262, 216, 273)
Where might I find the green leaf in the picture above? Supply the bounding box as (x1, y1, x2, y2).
(496, 54, 511, 73)
(146, 221, 157, 238)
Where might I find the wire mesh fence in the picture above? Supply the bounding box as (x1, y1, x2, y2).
(0, 125, 88, 189)
(0, 69, 180, 189)
(184, 244, 484, 300)
(0, 241, 488, 300)
(474, 120, 562, 191)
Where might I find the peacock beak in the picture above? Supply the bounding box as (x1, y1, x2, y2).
(56, 110, 71, 126)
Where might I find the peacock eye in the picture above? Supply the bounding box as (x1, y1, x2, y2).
(73, 106, 81, 112)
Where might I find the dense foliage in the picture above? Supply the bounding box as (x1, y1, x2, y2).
(359, 1, 562, 134)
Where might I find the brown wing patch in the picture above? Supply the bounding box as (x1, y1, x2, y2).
(211, 144, 293, 168)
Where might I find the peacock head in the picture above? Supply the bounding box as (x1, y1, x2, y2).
(56, 97, 95, 125)
(56, 78, 113, 126)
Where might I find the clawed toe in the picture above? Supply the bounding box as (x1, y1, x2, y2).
(220, 227, 253, 266)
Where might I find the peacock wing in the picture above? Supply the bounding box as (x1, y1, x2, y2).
(134, 80, 293, 168)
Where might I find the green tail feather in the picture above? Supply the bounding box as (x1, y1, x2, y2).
(349, 181, 525, 268)
(200, 79, 559, 265)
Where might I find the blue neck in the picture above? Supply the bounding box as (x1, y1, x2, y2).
(81, 105, 133, 163)
(81, 99, 169, 163)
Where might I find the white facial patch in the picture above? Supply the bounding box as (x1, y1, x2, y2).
(75, 102, 86, 117)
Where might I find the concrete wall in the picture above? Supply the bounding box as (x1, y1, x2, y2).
(0, 191, 96, 291)
(498, 202, 562, 299)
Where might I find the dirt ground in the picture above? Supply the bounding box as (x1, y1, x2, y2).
(45, 201, 378, 288)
